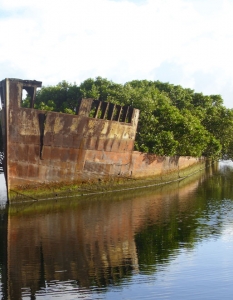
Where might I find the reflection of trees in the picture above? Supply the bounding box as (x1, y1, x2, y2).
(136, 162, 233, 272)
(3, 162, 233, 298)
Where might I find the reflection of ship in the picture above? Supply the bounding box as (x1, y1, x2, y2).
(0, 78, 205, 202)
(3, 167, 215, 299)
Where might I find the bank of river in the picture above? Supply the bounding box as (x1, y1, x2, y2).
(1, 161, 233, 299)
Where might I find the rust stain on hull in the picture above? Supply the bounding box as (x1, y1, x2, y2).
(0, 78, 205, 202)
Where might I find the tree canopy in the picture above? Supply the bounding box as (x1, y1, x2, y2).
(22, 77, 233, 160)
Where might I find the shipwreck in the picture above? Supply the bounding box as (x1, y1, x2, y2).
(0, 78, 205, 202)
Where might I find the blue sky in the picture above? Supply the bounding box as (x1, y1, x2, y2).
(0, 0, 233, 108)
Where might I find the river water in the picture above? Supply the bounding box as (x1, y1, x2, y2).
(1, 161, 233, 299)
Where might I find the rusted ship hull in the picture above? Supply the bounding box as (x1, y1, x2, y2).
(0, 78, 205, 202)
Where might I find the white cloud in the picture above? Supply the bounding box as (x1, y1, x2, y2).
(0, 0, 233, 107)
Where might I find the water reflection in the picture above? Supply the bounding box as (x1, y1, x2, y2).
(1, 162, 233, 299)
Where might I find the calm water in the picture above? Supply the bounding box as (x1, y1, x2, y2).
(1, 161, 233, 299)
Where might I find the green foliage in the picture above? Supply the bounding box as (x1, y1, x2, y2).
(21, 96, 30, 108)
(35, 100, 56, 111)
(28, 77, 233, 159)
(202, 106, 233, 159)
(34, 80, 81, 113)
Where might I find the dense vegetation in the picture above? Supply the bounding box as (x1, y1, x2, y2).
(22, 77, 233, 160)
